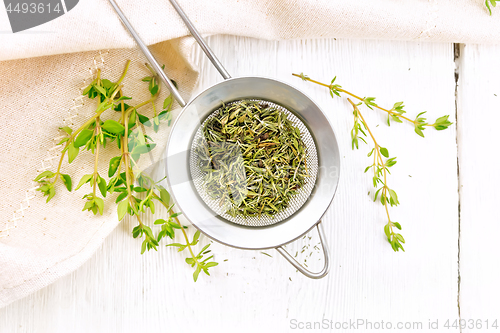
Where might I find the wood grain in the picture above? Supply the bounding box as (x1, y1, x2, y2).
(0, 36, 460, 332)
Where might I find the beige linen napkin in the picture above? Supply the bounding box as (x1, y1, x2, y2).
(0, 38, 198, 308)
(0, 0, 498, 308)
(1, 0, 500, 62)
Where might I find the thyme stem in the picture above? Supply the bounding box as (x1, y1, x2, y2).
(92, 117, 101, 196)
(348, 99, 395, 237)
(122, 106, 138, 224)
(292, 73, 431, 127)
(115, 60, 131, 87)
(152, 192, 197, 260)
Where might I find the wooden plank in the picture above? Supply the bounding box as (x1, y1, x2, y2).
(0, 37, 459, 332)
(457, 44, 500, 332)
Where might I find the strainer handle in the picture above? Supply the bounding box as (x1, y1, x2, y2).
(108, 0, 187, 107)
(276, 221, 330, 279)
(168, 0, 231, 80)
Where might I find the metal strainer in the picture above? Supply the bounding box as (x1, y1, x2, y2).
(109, 0, 340, 279)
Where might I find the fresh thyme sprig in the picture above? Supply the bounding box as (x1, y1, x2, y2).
(34, 61, 217, 281)
(348, 99, 404, 251)
(292, 73, 452, 138)
(486, 0, 497, 14)
(294, 73, 452, 251)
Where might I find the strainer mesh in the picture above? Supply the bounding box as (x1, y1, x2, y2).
(189, 100, 318, 227)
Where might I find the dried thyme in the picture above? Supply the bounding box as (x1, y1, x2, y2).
(195, 100, 308, 218)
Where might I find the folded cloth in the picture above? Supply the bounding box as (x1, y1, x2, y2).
(1, 0, 500, 62)
(0, 0, 498, 308)
(0, 38, 198, 308)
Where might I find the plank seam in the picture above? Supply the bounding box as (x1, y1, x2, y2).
(454, 42, 463, 333)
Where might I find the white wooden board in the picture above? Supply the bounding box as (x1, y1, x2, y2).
(0, 36, 460, 332)
(457, 44, 500, 332)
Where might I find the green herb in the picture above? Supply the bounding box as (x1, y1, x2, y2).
(196, 100, 308, 218)
(294, 73, 452, 251)
(293, 73, 452, 138)
(349, 99, 404, 251)
(166, 230, 218, 282)
(486, 0, 497, 14)
(34, 61, 217, 281)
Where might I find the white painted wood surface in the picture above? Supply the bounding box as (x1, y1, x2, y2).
(457, 44, 500, 332)
(0, 36, 470, 332)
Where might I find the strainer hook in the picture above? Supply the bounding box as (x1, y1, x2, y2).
(276, 221, 330, 279)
